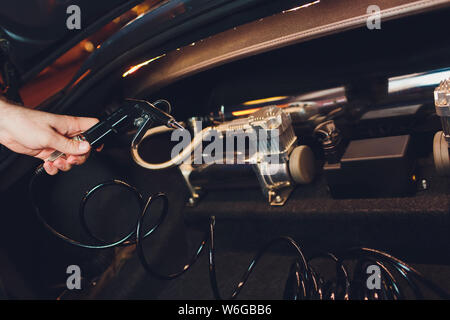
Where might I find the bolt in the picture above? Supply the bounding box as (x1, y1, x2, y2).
(275, 195, 283, 203)
(421, 179, 428, 190)
(134, 117, 144, 128)
(188, 197, 195, 205)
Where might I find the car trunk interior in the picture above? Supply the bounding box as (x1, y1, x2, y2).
(0, 4, 449, 299)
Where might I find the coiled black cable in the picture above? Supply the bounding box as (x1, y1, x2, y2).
(29, 164, 449, 299)
(31, 165, 144, 249)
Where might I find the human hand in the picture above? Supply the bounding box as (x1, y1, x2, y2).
(0, 99, 99, 175)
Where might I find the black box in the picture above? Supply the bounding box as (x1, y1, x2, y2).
(324, 135, 416, 198)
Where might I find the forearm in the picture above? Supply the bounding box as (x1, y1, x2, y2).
(0, 98, 16, 143)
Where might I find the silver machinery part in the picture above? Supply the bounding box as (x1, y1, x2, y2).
(180, 117, 205, 206)
(434, 79, 450, 142)
(433, 79, 450, 176)
(132, 106, 315, 206)
(214, 106, 314, 206)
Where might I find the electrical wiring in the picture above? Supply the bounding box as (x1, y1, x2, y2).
(29, 164, 207, 276)
(29, 165, 449, 299)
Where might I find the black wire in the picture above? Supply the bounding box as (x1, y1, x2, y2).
(135, 193, 208, 280)
(342, 247, 449, 299)
(30, 165, 147, 249)
(208, 216, 310, 300)
(29, 165, 449, 300)
(308, 252, 350, 300)
(351, 258, 401, 300)
(29, 164, 208, 279)
(78, 179, 143, 246)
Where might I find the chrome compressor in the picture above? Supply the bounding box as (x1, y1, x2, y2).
(132, 105, 315, 206)
(433, 79, 450, 176)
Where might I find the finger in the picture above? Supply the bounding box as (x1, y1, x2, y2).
(44, 162, 59, 175)
(48, 133, 91, 156)
(52, 158, 65, 170)
(43, 162, 54, 175)
(50, 115, 99, 136)
(66, 153, 89, 165)
(96, 144, 104, 152)
(53, 158, 72, 172)
(66, 155, 79, 165)
(59, 163, 73, 172)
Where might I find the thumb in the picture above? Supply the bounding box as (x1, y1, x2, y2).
(49, 134, 91, 155)
(50, 114, 99, 137)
